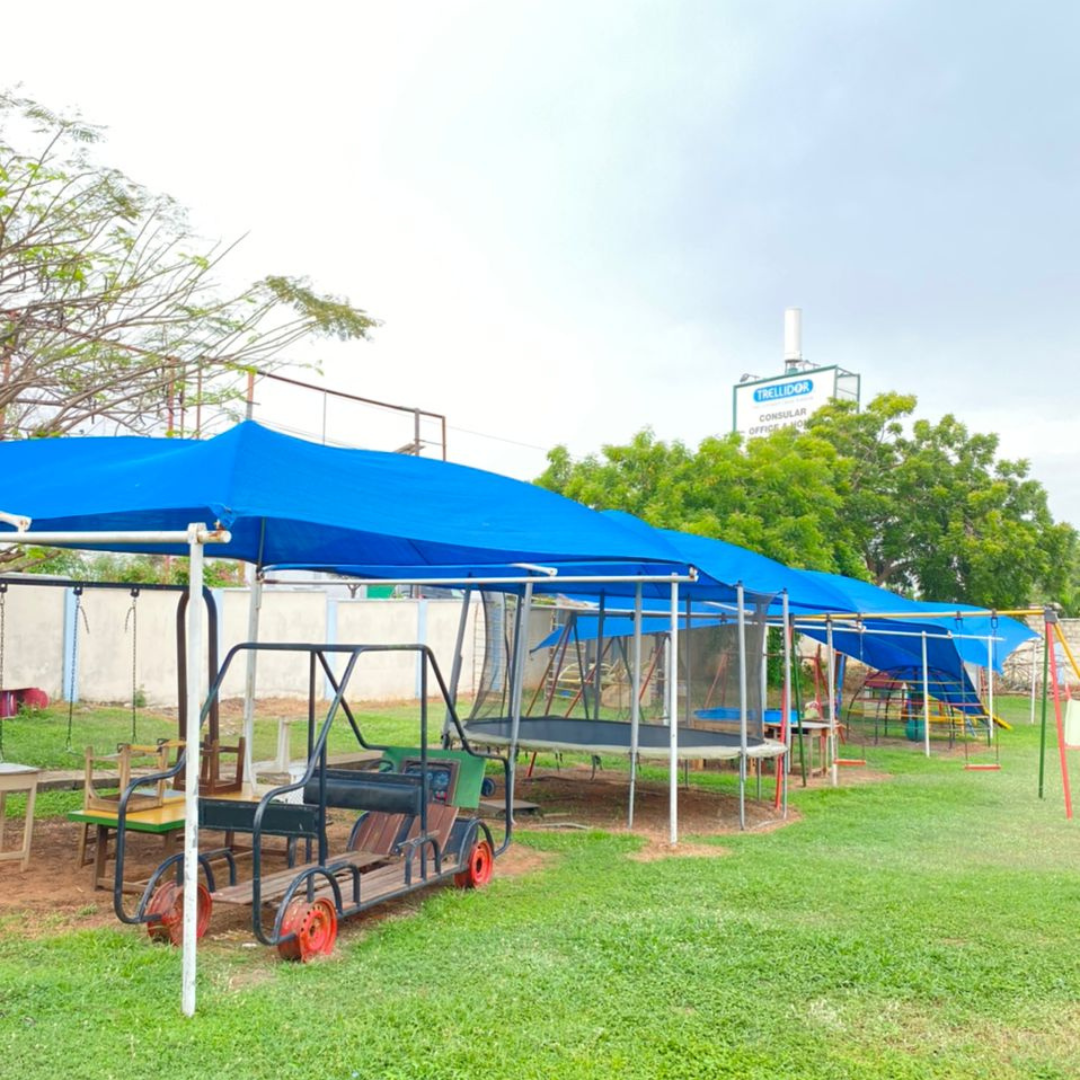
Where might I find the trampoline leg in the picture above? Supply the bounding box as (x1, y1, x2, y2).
(738, 754, 746, 831)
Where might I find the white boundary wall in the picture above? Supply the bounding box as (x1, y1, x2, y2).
(0, 584, 483, 706)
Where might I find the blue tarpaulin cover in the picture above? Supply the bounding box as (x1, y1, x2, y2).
(0, 422, 691, 572)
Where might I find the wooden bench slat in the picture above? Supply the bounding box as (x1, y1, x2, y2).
(211, 849, 388, 905)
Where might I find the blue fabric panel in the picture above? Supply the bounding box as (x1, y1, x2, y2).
(0, 422, 689, 570)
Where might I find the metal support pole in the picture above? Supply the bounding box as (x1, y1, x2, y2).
(669, 581, 680, 846)
(1048, 618, 1073, 819)
(986, 635, 995, 746)
(595, 596, 606, 721)
(628, 583, 642, 830)
(922, 631, 931, 758)
(242, 572, 263, 790)
(507, 582, 534, 817)
(1039, 614, 1051, 799)
(826, 617, 838, 787)
(1029, 638, 1038, 725)
(442, 585, 473, 740)
(181, 524, 205, 1018)
(737, 583, 748, 829)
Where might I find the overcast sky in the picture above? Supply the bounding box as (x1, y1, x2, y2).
(6, 1, 1078, 522)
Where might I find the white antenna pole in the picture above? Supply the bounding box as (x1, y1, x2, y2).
(784, 308, 803, 372)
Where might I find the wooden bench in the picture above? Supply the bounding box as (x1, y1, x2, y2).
(69, 790, 266, 891)
(211, 848, 388, 906)
(70, 798, 187, 891)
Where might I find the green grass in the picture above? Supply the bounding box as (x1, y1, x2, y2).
(2, 695, 1079, 1078)
(0, 701, 444, 775)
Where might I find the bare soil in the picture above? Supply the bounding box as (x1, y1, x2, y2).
(510, 764, 798, 849)
(0, 810, 555, 947)
(0, 760, 813, 943)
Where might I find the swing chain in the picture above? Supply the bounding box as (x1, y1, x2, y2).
(125, 588, 140, 741)
(66, 586, 88, 754)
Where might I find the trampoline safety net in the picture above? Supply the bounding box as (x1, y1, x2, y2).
(468, 591, 774, 741)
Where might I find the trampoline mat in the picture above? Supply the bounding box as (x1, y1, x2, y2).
(464, 717, 785, 761)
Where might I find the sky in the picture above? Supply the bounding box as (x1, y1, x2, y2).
(5, 1, 1079, 521)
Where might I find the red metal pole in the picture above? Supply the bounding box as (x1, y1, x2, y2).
(1047, 623, 1072, 819)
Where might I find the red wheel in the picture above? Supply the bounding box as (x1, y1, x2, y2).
(277, 897, 338, 962)
(454, 838, 494, 889)
(146, 881, 212, 945)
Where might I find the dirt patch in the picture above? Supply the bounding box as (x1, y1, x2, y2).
(0, 761, 798, 942)
(786, 764, 892, 787)
(0, 810, 554, 942)
(507, 764, 798, 847)
(628, 838, 730, 862)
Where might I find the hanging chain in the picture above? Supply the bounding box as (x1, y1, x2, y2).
(125, 588, 140, 742)
(66, 587, 89, 754)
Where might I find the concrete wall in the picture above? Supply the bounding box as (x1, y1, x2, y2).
(0, 584, 66, 696)
(1000, 617, 1080, 692)
(0, 582, 487, 706)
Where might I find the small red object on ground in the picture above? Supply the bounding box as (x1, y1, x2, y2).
(454, 839, 494, 889)
(146, 881, 212, 945)
(277, 897, 338, 962)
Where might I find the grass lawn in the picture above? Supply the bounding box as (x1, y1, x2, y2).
(0, 700, 435, 773)
(1, 695, 1078, 1078)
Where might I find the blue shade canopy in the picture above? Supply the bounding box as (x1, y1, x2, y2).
(796, 570, 1036, 672)
(598, 512, 859, 612)
(793, 570, 1037, 716)
(0, 422, 690, 570)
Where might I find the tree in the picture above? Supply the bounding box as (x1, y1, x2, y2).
(0, 91, 377, 440)
(805, 395, 1076, 607)
(539, 426, 858, 572)
(537, 393, 1077, 609)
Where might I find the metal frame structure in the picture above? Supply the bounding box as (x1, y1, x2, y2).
(0, 575, 224, 749)
(0, 516, 227, 1017)
(111, 642, 510, 957)
(258, 568, 708, 844)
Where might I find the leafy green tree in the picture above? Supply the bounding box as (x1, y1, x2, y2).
(539, 427, 856, 574)
(22, 550, 244, 587)
(805, 395, 1075, 607)
(538, 392, 1077, 608)
(0, 91, 377, 440)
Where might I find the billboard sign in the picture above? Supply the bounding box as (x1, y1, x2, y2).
(732, 365, 855, 440)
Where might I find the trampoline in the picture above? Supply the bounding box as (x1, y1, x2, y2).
(464, 716, 786, 761)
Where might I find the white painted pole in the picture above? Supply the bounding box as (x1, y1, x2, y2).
(242, 572, 263, 790)
(737, 584, 748, 828)
(442, 585, 474, 739)
(628, 583, 643, 829)
(507, 581, 534, 816)
(3, 528, 228, 546)
(987, 634, 995, 745)
(669, 581, 679, 846)
(826, 618, 838, 786)
(921, 631, 931, 758)
(182, 524, 205, 1018)
(594, 595, 606, 722)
